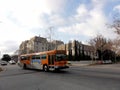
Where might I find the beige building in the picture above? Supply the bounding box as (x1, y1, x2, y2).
(26, 36, 48, 53)
(52, 40, 64, 49)
(19, 36, 64, 54)
(19, 40, 29, 54)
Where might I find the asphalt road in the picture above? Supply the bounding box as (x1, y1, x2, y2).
(0, 64, 120, 90)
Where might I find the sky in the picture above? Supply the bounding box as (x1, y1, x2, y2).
(0, 0, 120, 56)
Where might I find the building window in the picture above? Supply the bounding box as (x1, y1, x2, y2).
(42, 47, 44, 51)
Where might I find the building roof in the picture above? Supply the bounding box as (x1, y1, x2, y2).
(30, 36, 48, 43)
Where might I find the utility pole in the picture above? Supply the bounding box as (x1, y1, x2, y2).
(48, 26, 54, 42)
(47, 26, 54, 51)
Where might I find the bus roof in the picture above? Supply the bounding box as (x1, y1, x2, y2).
(20, 50, 66, 56)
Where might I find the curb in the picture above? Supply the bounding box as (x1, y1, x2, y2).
(0, 67, 7, 72)
(71, 64, 90, 67)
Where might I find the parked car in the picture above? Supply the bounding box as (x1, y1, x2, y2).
(0, 60, 8, 66)
(9, 60, 16, 64)
(103, 60, 112, 64)
(67, 61, 72, 66)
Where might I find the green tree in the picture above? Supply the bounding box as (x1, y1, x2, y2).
(1, 54, 11, 62)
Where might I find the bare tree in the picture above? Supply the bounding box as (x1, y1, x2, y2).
(111, 13, 120, 35)
(107, 12, 120, 62)
(88, 34, 113, 60)
(111, 39, 120, 62)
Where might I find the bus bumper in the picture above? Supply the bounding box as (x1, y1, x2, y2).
(54, 66, 69, 69)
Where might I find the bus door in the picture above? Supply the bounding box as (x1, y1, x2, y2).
(48, 55, 55, 65)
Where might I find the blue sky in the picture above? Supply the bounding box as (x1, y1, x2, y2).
(0, 0, 120, 55)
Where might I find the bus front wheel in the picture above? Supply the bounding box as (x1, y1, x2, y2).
(43, 65, 49, 72)
(22, 64, 27, 69)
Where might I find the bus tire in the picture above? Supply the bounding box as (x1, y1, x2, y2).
(55, 68, 60, 71)
(22, 64, 27, 69)
(43, 65, 49, 72)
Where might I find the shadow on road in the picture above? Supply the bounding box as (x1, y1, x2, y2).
(0, 67, 71, 78)
(28, 68, 71, 74)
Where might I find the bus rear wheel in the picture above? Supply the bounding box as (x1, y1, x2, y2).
(43, 65, 49, 72)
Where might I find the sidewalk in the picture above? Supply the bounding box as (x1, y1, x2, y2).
(69, 61, 92, 66)
(89, 63, 120, 70)
(69, 61, 120, 70)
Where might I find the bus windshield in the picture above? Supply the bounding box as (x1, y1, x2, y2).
(20, 56, 30, 60)
(56, 54, 67, 61)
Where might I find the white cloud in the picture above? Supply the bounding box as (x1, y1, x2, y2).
(113, 5, 120, 12)
(58, 0, 116, 42)
(91, 0, 107, 8)
(42, 0, 67, 13)
(0, 41, 18, 55)
(0, 0, 66, 28)
(39, 14, 67, 28)
(76, 4, 88, 17)
(0, 0, 66, 55)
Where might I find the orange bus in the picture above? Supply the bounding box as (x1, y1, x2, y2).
(18, 50, 69, 71)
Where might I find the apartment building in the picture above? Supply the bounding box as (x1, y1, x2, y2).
(82, 44, 97, 60)
(57, 40, 97, 60)
(57, 40, 82, 55)
(26, 36, 48, 53)
(19, 40, 29, 54)
(52, 40, 64, 49)
(19, 36, 64, 54)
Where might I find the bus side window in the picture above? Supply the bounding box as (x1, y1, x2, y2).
(32, 55, 36, 59)
(32, 55, 40, 59)
(41, 54, 47, 59)
(36, 55, 40, 59)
